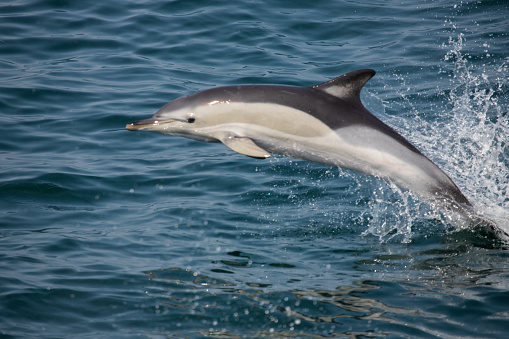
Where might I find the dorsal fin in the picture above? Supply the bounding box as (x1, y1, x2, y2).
(311, 69, 376, 102)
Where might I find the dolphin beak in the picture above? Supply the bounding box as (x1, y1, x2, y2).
(126, 118, 170, 131)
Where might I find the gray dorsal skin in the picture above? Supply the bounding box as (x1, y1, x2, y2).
(133, 70, 422, 156)
(127, 69, 472, 209)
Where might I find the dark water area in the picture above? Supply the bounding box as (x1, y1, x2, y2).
(1, 1, 509, 338)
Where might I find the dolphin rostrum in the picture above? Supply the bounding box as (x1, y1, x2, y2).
(126, 69, 472, 209)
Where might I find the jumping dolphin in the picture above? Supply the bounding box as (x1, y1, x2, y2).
(126, 69, 471, 209)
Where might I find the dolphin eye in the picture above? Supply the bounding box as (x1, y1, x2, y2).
(187, 117, 195, 123)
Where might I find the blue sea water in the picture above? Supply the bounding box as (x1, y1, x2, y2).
(1, 0, 509, 338)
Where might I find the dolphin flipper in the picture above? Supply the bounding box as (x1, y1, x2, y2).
(220, 136, 271, 159)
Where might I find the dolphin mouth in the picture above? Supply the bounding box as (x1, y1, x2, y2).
(125, 118, 175, 131)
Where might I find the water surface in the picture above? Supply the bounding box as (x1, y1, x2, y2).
(1, 1, 509, 338)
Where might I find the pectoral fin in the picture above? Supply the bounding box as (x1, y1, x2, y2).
(221, 136, 271, 159)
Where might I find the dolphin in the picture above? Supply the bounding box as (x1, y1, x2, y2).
(126, 69, 471, 208)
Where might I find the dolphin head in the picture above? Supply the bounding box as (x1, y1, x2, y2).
(126, 91, 226, 143)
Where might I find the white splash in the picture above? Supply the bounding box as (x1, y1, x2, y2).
(439, 34, 509, 232)
(363, 33, 509, 242)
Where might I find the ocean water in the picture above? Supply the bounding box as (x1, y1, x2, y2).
(1, 0, 509, 337)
